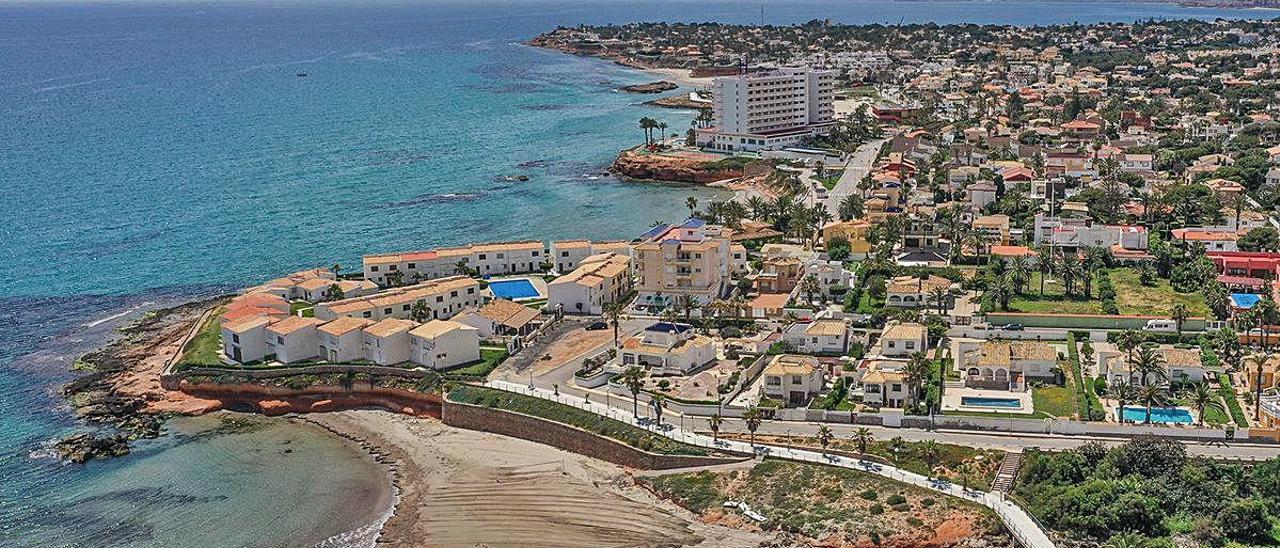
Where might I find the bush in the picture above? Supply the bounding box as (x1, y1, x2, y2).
(860, 489, 878, 500)
(657, 379, 671, 389)
(869, 504, 884, 515)
(887, 494, 907, 505)
(892, 503, 911, 512)
(1217, 499, 1274, 544)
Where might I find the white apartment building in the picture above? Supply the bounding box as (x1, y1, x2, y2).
(547, 252, 633, 315)
(314, 276, 482, 322)
(696, 67, 836, 153)
(408, 320, 481, 370)
(549, 240, 633, 273)
(362, 241, 545, 286)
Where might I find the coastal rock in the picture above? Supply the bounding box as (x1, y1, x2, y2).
(55, 433, 131, 464)
(610, 148, 764, 184)
(494, 174, 530, 182)
(619, 80, 678, 93)
(645, 95, 708, 109)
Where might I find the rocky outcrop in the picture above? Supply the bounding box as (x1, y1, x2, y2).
(611, 149, 757, 184)
(55, 433, 131, 464)
(645, 95, 708, 109)
(620, 81, 678, 93)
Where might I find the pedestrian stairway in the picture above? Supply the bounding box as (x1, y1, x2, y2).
(991, 450, 1023, 493)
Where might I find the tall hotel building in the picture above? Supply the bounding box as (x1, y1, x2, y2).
(696, 67, 836, 153)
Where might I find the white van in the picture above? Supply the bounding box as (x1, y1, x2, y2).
(1142, 319, 1178, 333)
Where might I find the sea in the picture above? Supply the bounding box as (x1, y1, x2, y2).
(0, 0, 1268, 546)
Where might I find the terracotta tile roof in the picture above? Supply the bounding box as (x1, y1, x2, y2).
(409, 319, 474, 339)
(318, 316, 373, 336)
(266, 316, 325, 336)
(764, 354, 818, 376)
(363, 318, 417, 338)
(804, 319, 848, 337)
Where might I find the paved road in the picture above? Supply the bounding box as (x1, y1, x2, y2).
(821, 138, 885, 216)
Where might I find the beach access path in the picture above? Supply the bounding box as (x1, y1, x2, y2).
(486, 379, 1057, 548)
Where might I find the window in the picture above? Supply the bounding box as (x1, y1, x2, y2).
(497, 253, 504, 259)
(906, 342, 916, 350)
(276, 336, 284, 344)
(436, 296, 443, 303)
(892, 383, 903, 392)
(232, 334, 240, 343)
(479, 254, 487, 260)
(888, 341, 896, 348)
(450, 291, 457, 297)
(384, 308, 392, 314)
(767, 377, 781, 386)
(363, 312, 372, 318)
(370, 266, 379, 272)
(407, 263, 415, 269)
(561, 251, 569, 257)
(790, 375, 802, 385)
(389, 265, 397, 271)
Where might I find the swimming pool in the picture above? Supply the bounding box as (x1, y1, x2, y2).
(1118, 406, 1193, 424)
(488, 278, 539, 300)
(961, 396, 1023, 409)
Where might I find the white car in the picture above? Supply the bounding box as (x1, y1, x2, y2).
(1142, 319, 1178, 333)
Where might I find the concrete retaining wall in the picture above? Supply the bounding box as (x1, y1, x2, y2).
(441, 400, 749, 470)
(177, 380, 441, 416)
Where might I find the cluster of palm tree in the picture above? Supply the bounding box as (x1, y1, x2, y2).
(985, 255, 1034, 311)
(694, 198, 750, 229)
(738, 194, 833, 242)
(638, 117, 668, 147)
(1234, 294, 1280, 350)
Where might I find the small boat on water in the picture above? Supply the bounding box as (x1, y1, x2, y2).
(297, 72, 308, 77)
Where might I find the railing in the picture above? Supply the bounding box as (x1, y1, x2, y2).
(485, 379, 1056, 548)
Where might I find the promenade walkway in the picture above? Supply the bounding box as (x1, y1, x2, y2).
(485, 380, 1056, 548)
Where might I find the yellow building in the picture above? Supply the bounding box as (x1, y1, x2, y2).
(821, 219, 873, 257)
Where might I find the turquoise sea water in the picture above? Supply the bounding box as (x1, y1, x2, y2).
(0, 1, 1267, 546)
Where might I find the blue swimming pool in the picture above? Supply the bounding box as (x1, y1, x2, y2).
(489, 278, 539, 299)
(1119, 406, 1193, 424)
(961, 396, 1022, 409)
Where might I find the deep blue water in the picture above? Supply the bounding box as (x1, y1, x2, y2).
(0, 0, 1268, 546)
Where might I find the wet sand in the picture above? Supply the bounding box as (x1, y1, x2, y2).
(307, 410, 773, 547)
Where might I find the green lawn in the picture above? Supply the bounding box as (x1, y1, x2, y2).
(1003, 269, 1210, 317)
(177, 307, 226, 367)
(1031, 385, 1076, 418)
(448, 385, 707, 456)
(289, 301, 312, 316)
(818, 176, 840, 190)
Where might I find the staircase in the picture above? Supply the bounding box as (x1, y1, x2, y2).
(991, 450, 1023, 494)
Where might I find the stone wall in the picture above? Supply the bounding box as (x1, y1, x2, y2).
(178, 381, 442, 417)
(441, 400, 749, 470)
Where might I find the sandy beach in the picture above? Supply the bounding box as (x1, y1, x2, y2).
(307, 410, 773, 548)
(643, 67, 716, 88)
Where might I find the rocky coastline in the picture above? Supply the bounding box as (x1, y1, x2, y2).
(619, 80, 678, 93)
(610, 147, 750, 184)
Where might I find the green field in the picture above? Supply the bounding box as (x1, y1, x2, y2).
(1004, 269, 1210, 317)
(177, 307, 225, 367)
(442, 347, 509, 378)
(1031, 385, 1076, 418)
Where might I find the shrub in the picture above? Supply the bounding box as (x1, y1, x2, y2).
(921, 498, 935, 508)
(887, 494, 907, 505)
(892, 503, 911, 512)
(869, 504, 884, 515)
(1217, 499, 1273, 544)
(657, 379, 671, 389)
(906, 517, 924, 527)
(859, 489, 878, 500)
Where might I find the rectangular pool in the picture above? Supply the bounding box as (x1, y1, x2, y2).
(489, 279, 539, 300)
(1119, 406, 1193, 424)
(961, 396, 1022, 409)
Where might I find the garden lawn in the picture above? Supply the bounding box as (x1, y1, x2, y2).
(177, 307, 226, 367)
(1031, 385, 1076, 418)
(1107, 269, 1210, 317)
(442, 347, 509, 378)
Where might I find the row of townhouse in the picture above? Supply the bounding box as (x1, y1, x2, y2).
(547, 252, 634, 315)
(314, 276, 483, 322)
(221, 314, 479, 370)
(361, 241, 546, 286)
(547, 240, 633, 273)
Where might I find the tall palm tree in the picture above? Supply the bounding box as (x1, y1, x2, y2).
(853, 427, 874, 455)
(708, 414, 723, 441)
(1171, 303, 1190, 338)
(1116, 329, 1142, 367)
(675, 294, 697, 322)
(816, 425, 834, 455)
(410, 300, 430, 322)
(801, 274, 821, 305)
(1009, 255, 1031, 295)
(1112, 382, 1136, 420)
(926, 286, 952, 315)
(657, 121, 668, 144)
(919, 440, 940, 478)
(742, 406, 764, 448)
(685, 196, 699, 218)
(621, 366, 646, 418)
(1246, 352, 1274, 421)
(746, 195, 771, 221)
(331, 263, 342, 278)
(1034, 245, 1053, 296)
(604, 301, 625, 348)
(1132, 345, 1167, 386)
(454, 259, 469, 276)
(905, 352, 932, 407)
(1188, 383, 1223, 427)
(838, 194, 864, 221)
(1137, 383, 1172, 425)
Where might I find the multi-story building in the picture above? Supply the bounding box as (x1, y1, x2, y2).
(633, 219, 732, 308)
(314, 276, 482, 322)
(547, 252, 633, 315)
(362, 241, 545, 286)
(265, 316, 325, 364)
(548, 240, 632, 273)
(759, 354, 826, 407)
(696, 67, 836, 152)
(619, 322, 716, 376)
(409, 320, 481, 370)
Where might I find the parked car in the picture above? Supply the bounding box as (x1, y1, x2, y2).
(585, 321, 608, 331)
(1003, 323, 1024, 331)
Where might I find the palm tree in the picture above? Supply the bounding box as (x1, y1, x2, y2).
(657, 121, 668, 144)
(1116, 329, 1142, 367)
(1132, 345, 1167, 386)
(708, 414, 723, 441)
(853, 427, 874, 455)
(1034, 245, 1052, 296)
(331, 263, 342, 278)
(742, 406, 764, 448)
(653, 394, 665, 426)
(888, 436, 907, 462)
(604, 301, 625, 348)
(816, 425, 834, 455)
(926, 286, 952, 315)
(746, 195, 771, 221)
(1246, 352, 1274, 421)
(685, 196, 699, 218)
(1188, 383, 1223, 427)
(675, 294, 697, 322)
(1009, 255, 1031, 295)
(639, 116, 656, 145)
(838, 194, 864, 221)
(905, 352, 932, 408)
(801, 274, 821, 306)
(454, 259, 469, 276)
(621, 366, 646, 418)
(409, 300, 430, 322)
(1137, 383, 1172, 425)
(919, 440, 940, 478)
(1171, 303, 1190, 337)
(989, 274, 1015, 312)
(1112, 382, 1136, 420)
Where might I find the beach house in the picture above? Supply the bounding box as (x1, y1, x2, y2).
(409, 320, 481, 370)
(549, 240, 633, 273)
(619, 322, 716, 376)
(957, 340, 1058, 391)
(221, 315, 275, 364)
(547, 252, 633, 315)
(452, 298, 542, 339)
(265, 316, 325, 364)
(362, 318, 416, 365)
(317, 317, 373, 363)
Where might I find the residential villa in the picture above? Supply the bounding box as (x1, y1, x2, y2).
(221, 315, 275, 364)
(782, 319, 851, 355)
(408, 320, 481, 370)
(298, 278, 379, 303)
(619, 322, 716, 376)
(821, 219, 873, 258)
(547, 252, 633, 315)
(253, 268, 337, 300)
(1098, 346, 1221, 385)
(362, 318, 417, 365)
(956, 340, 1058, 391)
(633, 219, 732, 309)
(885, 275, 958, 309)
(361, 241, 546, 286)
(314, 276, 482, 322)
(453, 298, 542, 339)
(754, 256, 803, 294)
(878, 321, 929, 358)
(759, 354, 826, 407)
(860, 359, 912, 408)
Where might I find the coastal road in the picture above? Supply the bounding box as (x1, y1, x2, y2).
(699, 417, 1280, 460)
(820, 138, 885, 216)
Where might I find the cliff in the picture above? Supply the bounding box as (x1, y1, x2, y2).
(611, 149, 765, 184)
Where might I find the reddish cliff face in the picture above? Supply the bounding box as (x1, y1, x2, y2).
(610, 149, 746, 184)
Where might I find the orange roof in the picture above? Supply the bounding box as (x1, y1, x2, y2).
(363, 318, 418, 338)
(751, 292, 790, 309)
(318, 316, 373, 336)
(991, 245, 1037, 257)
(1172, 229, 1239, 242)
(222, 306, 288, 325)
(266, 316, 325, 336)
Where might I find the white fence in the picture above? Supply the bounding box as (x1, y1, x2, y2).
(486, 380, 1056, 548)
